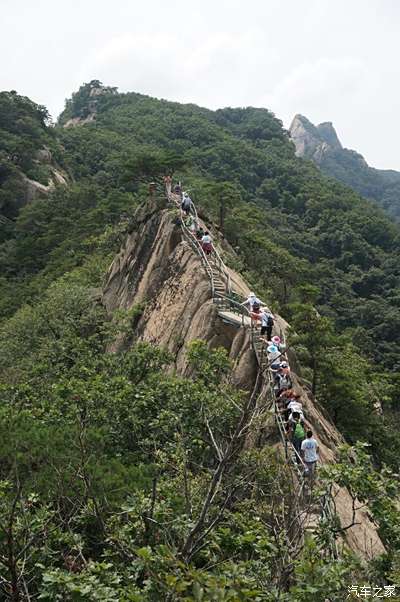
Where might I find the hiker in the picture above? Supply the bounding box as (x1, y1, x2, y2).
(279, 360, 290, 375)
(260, 310, 274, 339)
(163, 174, 172, 196)
(181, 193, 193, 216)
(185, 214, 197, 233)
(286, 395, 303, 422)
(201, 232, 212, 256)
(279, 392, 300, 421)
(277, 389, 294, 411)
(301, 430, 319, 478)
(292, 414, 306, 462)
(286, 393, 302, 412)
(272, 335, 286, 353)
(276, 369, 292, 395)
(196, 226, 205, 240)
(266, 343, 281, 372)
(242, 292, 263, 313)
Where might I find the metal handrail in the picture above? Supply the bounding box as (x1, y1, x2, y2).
(169, 191, 217, 296)
(182, 190, 231, 295)
(210, 244, 232, 295)
(166, 184, 338, 559)
(171, 191, 234, 298)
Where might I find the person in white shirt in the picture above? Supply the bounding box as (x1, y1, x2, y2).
(260, 310, 274, 338)
(287, 400, 302, 414)
(288, 408, 305, 423)
(301, 430, 319, 479)
(201, 232, 212, 256)
(242, 292, 263, 312)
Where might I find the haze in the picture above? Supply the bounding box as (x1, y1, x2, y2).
(1, 0, 399, 170)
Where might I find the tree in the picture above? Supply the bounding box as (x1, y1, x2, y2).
(289, 302, 335, 395)
(205, 181, 241, 233)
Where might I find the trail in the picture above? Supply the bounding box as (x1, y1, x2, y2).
(169, 188, 338, 559)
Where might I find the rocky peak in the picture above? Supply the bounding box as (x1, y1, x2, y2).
(317, 121, 342, 150)
(289, 114, 343, 162)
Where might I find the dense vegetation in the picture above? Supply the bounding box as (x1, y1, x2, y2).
(0, 91, 63, 231)
(1, 82, 400, 598)
(319, 147, 400, 220)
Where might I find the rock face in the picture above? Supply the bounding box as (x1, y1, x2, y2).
(289, 114, 342, 162)
(317, 121, 342, 150)
(103, 199, 385, 560)
(63, 113, 96, 128)
(103, 201, 257, 385)
(21, 167, 68, 204)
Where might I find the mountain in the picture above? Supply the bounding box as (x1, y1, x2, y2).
(290, 113, 400, 219)
(0, 91, 67, 236)
(1, 82, 400, 598)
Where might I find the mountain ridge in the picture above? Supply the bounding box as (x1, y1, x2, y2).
(1, 83, 400, 596)
(289, 113, 400, 218)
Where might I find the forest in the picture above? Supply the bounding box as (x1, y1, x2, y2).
(0, 81, 400, 599)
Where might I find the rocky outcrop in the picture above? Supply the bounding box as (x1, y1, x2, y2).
(63, 113, 96, 128)
(103, 199, 385, 560)
(289, 114, 342, 162)
(317, 121, 342, 150)
(103, 201, 257, 385)
(21, 166, 68, 204)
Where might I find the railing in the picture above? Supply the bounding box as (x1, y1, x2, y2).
(170, 191, 234, 300)
(210, 243, 232, 296)
(181, 190, 232, 295)
(213, 293, 252, 327)
(166, 183, 338, 559)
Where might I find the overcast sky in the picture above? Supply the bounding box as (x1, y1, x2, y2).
(1, 0, 400, 169)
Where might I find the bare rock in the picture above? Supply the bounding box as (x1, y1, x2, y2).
(289, 114, 342, 163)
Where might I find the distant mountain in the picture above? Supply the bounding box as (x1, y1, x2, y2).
(0, 90, 67, 241)
(289, 114, 400, 219)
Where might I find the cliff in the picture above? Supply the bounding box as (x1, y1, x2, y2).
(289, 114, 342, 162)
(103, 197, 385, 561)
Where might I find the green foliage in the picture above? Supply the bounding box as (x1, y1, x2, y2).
(286, 540, 361, 602)
(1, 83, 400, 598)
(318, 145, 400, 220)
(0, 90, 62, 225)
(322, 443, 400, 552)
(58, 80, 118, 124)
(187, 339, 232, 385)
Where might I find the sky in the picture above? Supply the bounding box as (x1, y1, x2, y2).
(1, 0, 400, 169)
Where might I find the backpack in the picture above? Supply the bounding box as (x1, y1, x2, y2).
(252, 301, 260, 311)
(267, 315, 274, 327)
(294, 423, 305, 440)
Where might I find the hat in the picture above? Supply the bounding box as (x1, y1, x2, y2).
(249, 292, 255, 297)
(272, 336, 281, 344)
